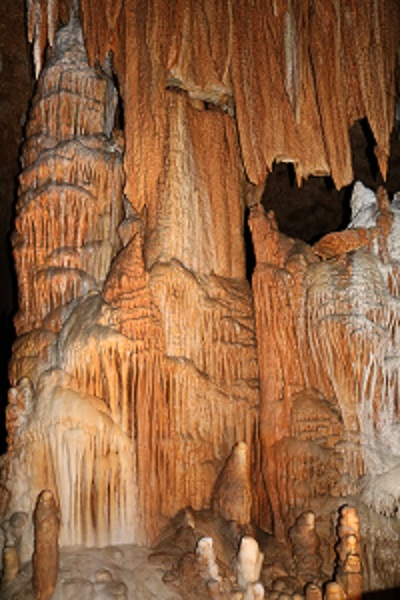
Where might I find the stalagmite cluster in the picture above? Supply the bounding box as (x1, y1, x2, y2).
(1, 0, 400, 598)
(335, 507, 362, 600)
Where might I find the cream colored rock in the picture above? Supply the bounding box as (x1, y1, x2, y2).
(252, 583, 265, 599)
(243, 582, 265, 600)
(236, 537, 264, 588)
(196, 537, 220, 582)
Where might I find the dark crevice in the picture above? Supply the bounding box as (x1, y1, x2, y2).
(112, 76, 125, 132)
(261, 163, 352, 244)
(244, 206, 255, 282)
(260, 116, 400, 246)
(362, 589, 400, 600)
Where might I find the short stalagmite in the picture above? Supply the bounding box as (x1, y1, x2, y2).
(211, 442, 252, 526)
(335, 506, 362, 600)
(32, 490, 60, 600)
(289, 511, 322, 585)
(1, 546, 19, 589)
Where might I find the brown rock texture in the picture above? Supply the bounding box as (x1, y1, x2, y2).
(1, 545, 19, 588)
(211, 442, 252, 526)
(325, 582, 346, 600)
(1, 12, 259, 551)
(25, 0, 400, 190)
(250, 188, 400, 539)
(335, 506, 362, 600)
(1, 1, 400, 596)
(13, 17, 123, 338)
(305, 584, 322, 600)
(289, 511, 322, 586)
(32, 490, 60, 600)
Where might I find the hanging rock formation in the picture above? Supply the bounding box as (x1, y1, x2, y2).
(25, 0, 400, 190)
(1, 1, 400, 597)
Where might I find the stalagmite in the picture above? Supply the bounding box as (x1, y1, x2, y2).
(32, 490, 60, 600)
(250, 180, 400, 544)
(324, 582, 345, 600)
(196, 537, 223, 598)
(236, 537, 264, 590)
(250, 583, 265, 600)
(13, 15, 123, 339)
(289, 511, 322, 585)
(2, 2, 259, 558)
(335, 507, 362, 600)
(211, 442, 252, 526)
(2, 1, 400, 598)
(1, 546, 19, 588)
(196, 537, 220, 582)
(305, 583, 322, 600)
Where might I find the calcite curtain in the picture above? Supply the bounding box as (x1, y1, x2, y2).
(27, 0, 400, 191)
(2, 0, 400, 579)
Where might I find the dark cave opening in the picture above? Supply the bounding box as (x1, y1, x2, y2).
(244, 207, 256, 282)
(262, 165, 353, 245)
(260, 117, 400, 247)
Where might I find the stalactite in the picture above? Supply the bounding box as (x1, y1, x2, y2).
(4, 369, 139, 548)
(4, 3, 399, 595)
(26, 1, 400, 189)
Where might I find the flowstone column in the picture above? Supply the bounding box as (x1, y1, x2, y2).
(250, 183, 400, 543)
(1, 13, 260, 552)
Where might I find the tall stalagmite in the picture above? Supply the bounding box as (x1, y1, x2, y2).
(1, 11, 259, 551)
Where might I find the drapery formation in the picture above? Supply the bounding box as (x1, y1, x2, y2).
(250, 187, 400, 540)
(1, 3, 400, 592)
(3, 14, 259, 550)
(27, 0, 400, 192)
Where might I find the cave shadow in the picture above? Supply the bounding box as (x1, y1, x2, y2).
(362, 588, 400, 599)
(0, 313, 14, 455)
(0, 153, 22, 455)
(244, 206, 255, 282)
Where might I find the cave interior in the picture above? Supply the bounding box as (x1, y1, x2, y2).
(0, 1, 400, 599)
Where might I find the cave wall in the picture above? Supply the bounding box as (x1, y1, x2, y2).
(1, 0, 400, 594)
